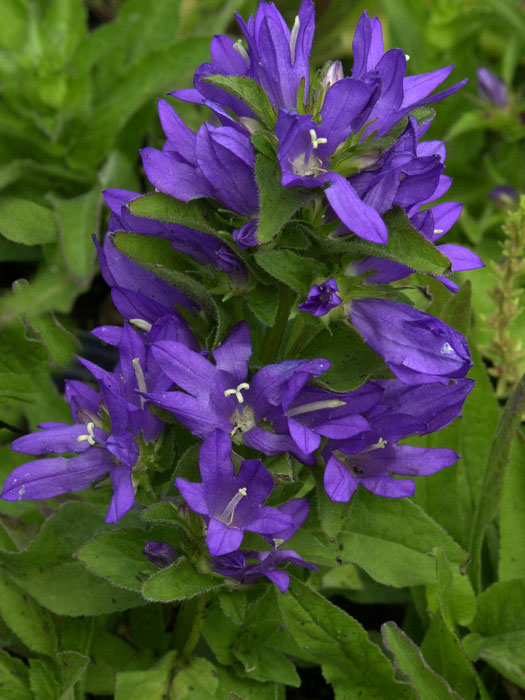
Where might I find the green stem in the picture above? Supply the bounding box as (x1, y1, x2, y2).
(260, 285, 294, 365)
(172, 594, 209, 663)
(468, 371, 525, 592)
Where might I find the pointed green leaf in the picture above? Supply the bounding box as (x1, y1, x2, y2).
(255, 155, 312, 243)
(127, 193, 220, 236)
(202, 75, 277, 129)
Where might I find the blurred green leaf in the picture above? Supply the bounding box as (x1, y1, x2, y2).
(0, 648, 31, 700)
(499, 435, 525, 580)
(0, 197, 56, 246)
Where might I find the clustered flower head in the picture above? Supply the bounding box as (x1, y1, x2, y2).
(1, 1, 481, 593)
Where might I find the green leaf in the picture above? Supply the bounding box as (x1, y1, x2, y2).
(421, 614, 480, 700)
(254, 249, 327, 295)
(319, 206, 451, 276)
(246, 283, 279, 326)
(170, 657, 219, 699)
(0, 649, 31, 700)
(142, 557, 224, 602)
(202, 75, 276, 129)
(114, 654, 219, 700)
(75, 528, 158, 592)
(114, 651, 177, 700)
(218, 590, 247, 625)
(22, 313, 79, 368)
(85, 630, 154, 696)
(382, 622, 462, 699)
(127, 193, 220, 235)
(336, 489, 467, 588)
(499, 435, 525, 580)
(255, 155, 312, 244)
(279, 578, 414, 699)
(426, 549, 475, 629)
(469, 371, 525, 590)
(0, 503, 144, 615)
(0, 570, 57, 656)
(69, 36, 213, 169)
(215, 665, 280, 700)
(0, 197, 57, 246)
(112, 232, 232, 346)
(48, 189, 100, 285)
(301, 322, 389, 391)
(0, 271, 79, 327)
(463, 632, 525, 691)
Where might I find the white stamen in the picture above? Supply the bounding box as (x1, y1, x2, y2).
(405, 53, 410, 61)
(233, 39, 249, 63)
(433, 228, 443, 235)
(132, 357, 148, 409)
(224, 382, 250, 404)
(77, 422, 96, 446)
(18, 486, 26, 498)
(290, 15, 300, 64)
(286, 399, 346, 418)
(220, 487, 248, 525)
(441, 342, 454, 355)
(309, 128, 328, 149)
(130, 318, 153, 332)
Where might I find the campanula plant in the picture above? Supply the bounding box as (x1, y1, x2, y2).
(3, 2, 519, 699)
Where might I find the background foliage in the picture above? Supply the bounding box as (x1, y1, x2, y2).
(0, 0, 524, 698)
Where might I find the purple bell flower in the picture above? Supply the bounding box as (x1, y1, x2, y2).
(298, 277, 342, 317)
(322, 378, 470, 502)
(1, 398, 138, 524)
(141, 101, 258, 217)
(477, 67, 508, 108)
(146, 321, 330, 462)
(349, 298, 473, 384)
(175, 430, 302, 556)
(143, 541, 179, 568)
(211, 548, 317, 593)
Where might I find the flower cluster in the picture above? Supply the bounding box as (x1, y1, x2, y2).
(1, 1, 481, 593)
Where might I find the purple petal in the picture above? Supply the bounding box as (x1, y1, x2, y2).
(206, 518, 244, 556)
(199, 430, 235, 514)
(105, 433, 139, 469)
(11, 425, 99, 456)
(145, 391, 231, 437)
(243, 427, 313, 464)
(361, 475, 415, 498)
(320, 172, 388, 244)
(175, 478, 208, 515)
(352, 12, 385, 77)
(265, 569, 290, 593)
(436, 244, 484, 272)
(430, 202, 463, 240)
(401, 66, 454, 107)
(106, 466, 135, 524)
(64, 380, 101, 423)
(386, 445, 458, 477)
(140, 148, 213, 201)
(1, 451, 113, 501)
(157, 99, 196, 164)
(151, 341, 223, 398)
(324, 456, 359, 502)
(319, 77, 380, 151)
(288, 418, 321, 454)
(212, 322, 252, 385)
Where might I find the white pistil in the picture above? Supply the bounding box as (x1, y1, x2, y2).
(224, 382, 250, 404)
(130, 318, 152, 332)
(309, 128, 328, 149)
(220, 487, 248, 525)
(360, 437, 387, 453)
(290, 15, 300, 64)
(132, 357, 148, 409)
(286, 399, 346, 418)
(77, 422, 96, 446)
(441, 342, 454, 355)
(405, 53, 410, 61)
(233, 39, 249, 62)
(433, 228, 443, 235)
